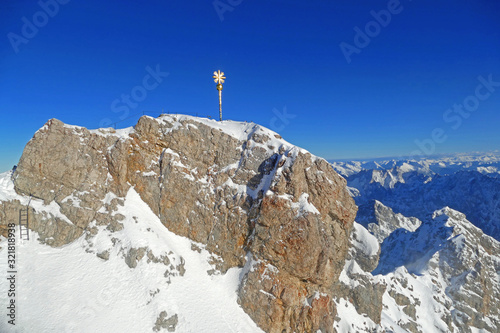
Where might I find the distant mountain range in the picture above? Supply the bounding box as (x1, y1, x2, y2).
(332, 152, 500, 241)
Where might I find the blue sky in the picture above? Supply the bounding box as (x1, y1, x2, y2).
(1, 0, 499, 172)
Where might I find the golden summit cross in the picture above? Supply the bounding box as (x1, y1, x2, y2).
(213, 70, 226, 121)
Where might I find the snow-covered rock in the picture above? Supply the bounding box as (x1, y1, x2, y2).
(0, 114, 357, 333)
(336, 204, 500, 332)
(332, 152, 500, 179)
(332, 154, 500, 332)
(0, 184, 263, 333)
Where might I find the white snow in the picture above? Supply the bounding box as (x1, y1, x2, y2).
(333, 297, 380, 333)
(153, 114, 313, 159)
(351, 222, 379, 257)
(289, 193, 321, 216)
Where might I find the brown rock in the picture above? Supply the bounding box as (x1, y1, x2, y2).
(7, 115, 357, 332)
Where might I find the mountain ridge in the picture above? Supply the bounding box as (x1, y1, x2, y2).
(1, 115, 499, 332)
(1, 114, 357, 333)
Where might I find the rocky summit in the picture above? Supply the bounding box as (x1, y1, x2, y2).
(1, 114, 357, 332)
(1, 115, 499, 333)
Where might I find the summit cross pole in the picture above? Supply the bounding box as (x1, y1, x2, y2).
(213, 70, 226, 121)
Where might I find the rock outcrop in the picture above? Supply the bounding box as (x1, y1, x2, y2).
(4, 115, 357, 332)
(358, 200, 422, 243)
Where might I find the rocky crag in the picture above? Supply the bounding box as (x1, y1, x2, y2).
(335, 203, 500, 332)
(331, 156, 500, 333)
(1, 115, 357, 332)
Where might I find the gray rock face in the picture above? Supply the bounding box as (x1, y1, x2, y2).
(0, 199, 83, 247)
(4, 115, 357, 332)
(367, 200, 421, 243)
(334, 222, 385, 326)
(153, 311, 178, 332)
(355, 199, 421, 243)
